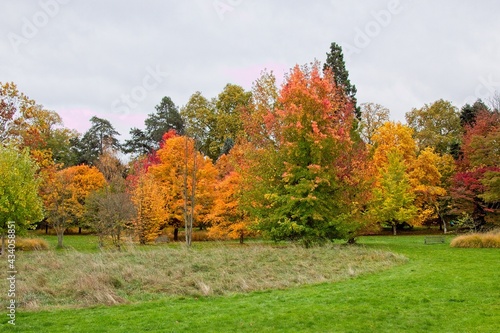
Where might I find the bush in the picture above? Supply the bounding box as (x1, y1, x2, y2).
(450, 231, 500, 248)
(16, 238, 50, 251)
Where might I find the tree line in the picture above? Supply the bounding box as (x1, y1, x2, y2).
(1, 42, 499, 249)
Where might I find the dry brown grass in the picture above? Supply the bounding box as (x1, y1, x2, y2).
(450, 230, 500, 248)
(15, 238, 50, 251)
(0, 244, 406, 310)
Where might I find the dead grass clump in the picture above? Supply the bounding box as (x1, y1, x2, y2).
(16, 238, 49, 251)
(450, 231, 500, 248)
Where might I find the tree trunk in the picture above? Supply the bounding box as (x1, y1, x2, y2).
(392, 224, 397, 236)
(239, 233, 244, 244)
(45, 224, 49, 234)
(173, 228, 179, 241)
(79, 227, 82, 234)
(57, 231, 64, 248)
(117, 229, 121, 251)
(1, 233, 5, 255)
(441, 219, 447, 234)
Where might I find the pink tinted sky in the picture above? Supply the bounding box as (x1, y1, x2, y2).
(223, 62, 289, 90)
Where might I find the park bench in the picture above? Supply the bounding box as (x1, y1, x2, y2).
(424, 235, 445, 244)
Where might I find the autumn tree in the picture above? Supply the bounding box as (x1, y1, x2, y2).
(371, 122, 417, 169)
(369, 150, 417, 235)
(459, 110, 500, 170)
(241, 71, 280, 147)
(406, 99, 461, 155)
(451, 110, 500, 227)
(44, 165, 106, 247)
(408, 148, 448, 231)
(242, 62, 370, 246)
(359, 103, 390, 144)
(94, 148, 125, 183)
(207, 149, 255, 243)
(369, 122, 419, 232)
(148, 134, 217, 242)
(1, 82, 78, 168)
(128, 171, 165, 244)
(0, 145, 43, 254)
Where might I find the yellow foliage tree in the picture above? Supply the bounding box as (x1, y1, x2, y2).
(409, 148, 448, 227)
(131, 172, 167, 244)
(371, 122, 417, 170)
(371, 123, 452, 231)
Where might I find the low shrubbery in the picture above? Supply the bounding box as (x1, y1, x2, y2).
(450, 230, 500, 248)
(15, 238, 50, 251)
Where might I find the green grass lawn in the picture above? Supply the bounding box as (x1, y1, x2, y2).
(3, 235, 499, 332)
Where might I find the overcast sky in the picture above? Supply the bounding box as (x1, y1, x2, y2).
(2, 0, 499, 140)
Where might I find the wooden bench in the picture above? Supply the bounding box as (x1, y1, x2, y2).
(424, 235, 445, 244)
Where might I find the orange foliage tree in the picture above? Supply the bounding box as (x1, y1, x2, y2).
(207, 149, 256, 243)
(44, 165, 106, 247)
(148, 134, 217, 242)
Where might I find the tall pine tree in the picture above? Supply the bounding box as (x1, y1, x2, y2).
(324, 42, 360, 119)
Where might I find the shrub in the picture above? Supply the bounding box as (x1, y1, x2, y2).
(16, 238, 50, 251)
(450, 231, 500, 248)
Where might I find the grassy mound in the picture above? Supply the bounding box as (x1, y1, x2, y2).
(3, 244, 405, 310)
(450, 230, 500, 248)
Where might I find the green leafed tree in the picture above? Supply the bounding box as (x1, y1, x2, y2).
(460, 99, 489, 127)
(0, 145, 43, 254)
(123, 97, 185, 156)
(181, 91, 217, 159)
(213, 84, 252, 157)
(73, 116, 121, 165)
(145, 96, 185, 146)
(405, 99, 461, 155)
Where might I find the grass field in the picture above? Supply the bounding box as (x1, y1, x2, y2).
(2, 235, 499, 332)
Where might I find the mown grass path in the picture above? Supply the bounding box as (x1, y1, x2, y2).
(3, 235, 499, 332)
